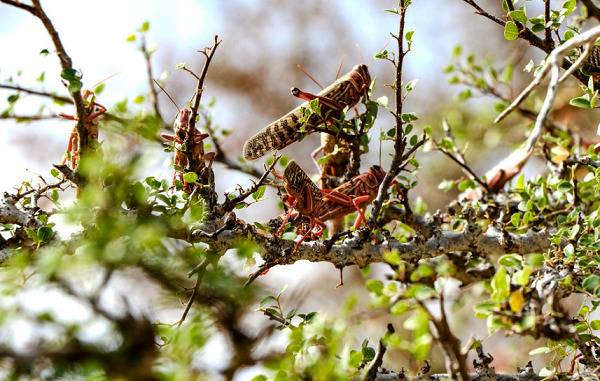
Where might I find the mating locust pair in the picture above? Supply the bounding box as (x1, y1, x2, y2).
(243, 64, 388, 252)
(58, 64, 385, 253)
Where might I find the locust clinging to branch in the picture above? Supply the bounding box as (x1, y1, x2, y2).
(273, 160, 386, 254)
(242, 64, 371, 160)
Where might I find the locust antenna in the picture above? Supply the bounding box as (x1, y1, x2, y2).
(153, 79, 180, 111)
(90, 72, 120, 89)
(335, 57, 345, 80)
(355, 43, 367, 65)
(296, 64, 324, 90)
(379, 131, 382, 167)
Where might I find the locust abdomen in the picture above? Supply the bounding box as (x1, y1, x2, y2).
(242, 64, 371, 160)
(243, 104, 313, 160)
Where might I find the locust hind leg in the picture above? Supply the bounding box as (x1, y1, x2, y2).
(351, 195, 371, 229)
(204, 152, 216, 169)
(290, 88, 343, 110)
(290, 217, 325, 255)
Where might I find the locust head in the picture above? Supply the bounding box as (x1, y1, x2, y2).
(349, 64, 371, 94)
(368, 165, 386, 183)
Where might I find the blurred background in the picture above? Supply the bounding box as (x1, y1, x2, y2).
(1, 0, 598, 378)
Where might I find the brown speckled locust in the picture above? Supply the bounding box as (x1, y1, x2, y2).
(274, 160, 385, 253)
(58, 89, 106, 170)
(242, 64, 371, 160)
(161, 108, 215, 189)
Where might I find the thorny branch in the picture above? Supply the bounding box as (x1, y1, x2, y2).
(0, 83, 125, 124)
(369, 2, 409, 224)
(437, 119, 489, 191)
(419, 294, 469, 381)
(140, 35, 163, 123)
(220, 155, 280, 213)
(180, 215, 551, 272)
(1, 0, 91, 160)
(1, 2, 599, 379)
(0, 114, 59, 121)
(189, 35, 221, 132)
(461, 0, 588, 84)
(176, 259, 208, 327)
(0, 83, 72, 104)
(177, 36, 221, 210)
(365, 324, 395, 381)
(496, 25, 600, 151)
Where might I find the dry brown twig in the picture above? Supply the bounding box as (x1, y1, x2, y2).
(482, 25, 600, 191)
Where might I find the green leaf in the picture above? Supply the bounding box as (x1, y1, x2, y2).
(126, 34, 137, 42)
(39, 49, 50, 56)
(562, 0, 576, 15)
(362, 345, 376, 362)
(510, 213, 521, 227)
(440, 137, 454, 150)
(457, 179, 475, 191)
(183, 172, 198, 184)
(94, 83, 105, 95)
(499, 254, 522, 268)
(376, 96, 389, 107)
(259, 295, 277, 307)
(374, 49, 389, 60)
(569, 96, 591, 109)
(401, 112, 418, 122)
(391, 300, 411, 316)
(508, 9, 527, 24)
(37, 226, 54, 243)
(491, 267, 510, 302)
(501, 63, 514, 83)
(383, 250, 402, 265)
(590, 320, 600, 330)
(504, 21, 519, 40)
(405, 79, 418, 92)
(452, 44, 462, 57)
(138, 20, 150, 33)
(582, 275, 600, 293)
(564, 243, 575, 257)
(366, 279, 384, 294)
(529, 346, 552, 355)
(438, 179, 455, 192)
(457, 89, 472, 101)
(252, 185, 266, 201)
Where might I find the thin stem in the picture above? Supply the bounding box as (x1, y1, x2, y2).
(369, 1, 409, 224)
(141, 35, 162, 121)
(0, 83, 72, 103)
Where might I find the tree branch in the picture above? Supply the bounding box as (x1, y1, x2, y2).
(581, 0, 600, 21)
(461, 0, 587, 84)
(370, 2, 409, 224)
(179, 217, 551, 273)
(0, 83, 72, 103)
(140, 35, 162, 121)
(3, 0, 93, 170)
(0, 0, 34, 13)
(220, 155, 280, 213)
(189, 35, 221, 132)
